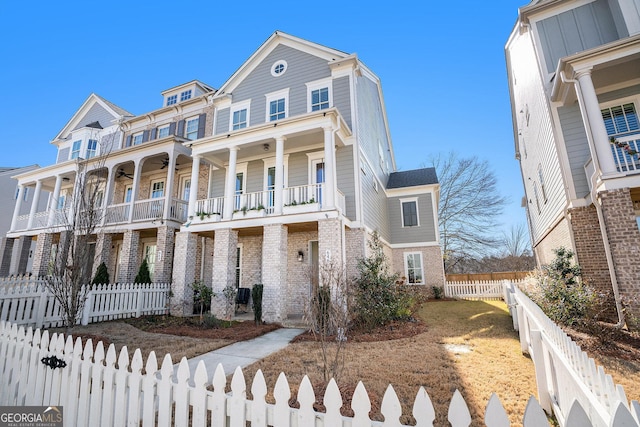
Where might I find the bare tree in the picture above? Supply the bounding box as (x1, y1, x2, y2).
(428, 152, 508, 273)
(46, 129, 118, 330)
(501, 223, 531, 258)
(304, 260, 350, 384)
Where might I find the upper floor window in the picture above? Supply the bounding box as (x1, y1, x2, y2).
(157, 125, 170, 139)
(265, 89, 289, 122)
(166, 95, 177, 106)
(86, 139, 98, 159)
(311, 88, 330, 111)
(271, 60, 287, 77)
(533, 182, 541, 214)
(307, 78, 333, 113)
(71, 140, 81, 159)
(601, 103, 639, 137)
(401, 198, 419, 227)
(538, 164, 547, 203)
(132, 132, 143, 146)
(151, 181, 165, 198)
(180, 90, 192, 102)
(230, 100, 251, 131)
(404, 252, 424, 284)
(185, 117, 199, 140)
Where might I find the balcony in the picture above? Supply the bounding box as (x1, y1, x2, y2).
(191, 183, 346, 225)
(611, 134, 640, 173)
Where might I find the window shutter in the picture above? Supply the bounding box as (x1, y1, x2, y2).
(125, 135, 132, 147)
(197, 113, 207, 139)
(177, 120, 185, 137)
(142, 130, 150, 143)
(150, 127, 157, 140)
(169, 122, 176, 135)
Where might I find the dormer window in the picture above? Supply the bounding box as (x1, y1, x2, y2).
(166, 95, 177, 106)
(86, 139, 98, 158)
(71, 140, 81, 159)
(180, 90, 192, 102)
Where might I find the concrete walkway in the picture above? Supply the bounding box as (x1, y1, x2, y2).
(176, 327, 306, 376)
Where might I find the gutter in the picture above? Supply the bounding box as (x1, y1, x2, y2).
(560, 71, 625, 328)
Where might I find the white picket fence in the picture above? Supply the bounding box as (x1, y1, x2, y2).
(0, 279, 170, 328)
(444, 280, 515, 300)
(504, 282, 640, 427)
(3, 320, 638, 427)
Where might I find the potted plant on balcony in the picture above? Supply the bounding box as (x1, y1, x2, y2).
(283, 198, 319, 214)
(233, 205, 266, 219)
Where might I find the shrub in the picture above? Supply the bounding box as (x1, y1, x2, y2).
(92, 262, 110, 285)
(432, 286, 444, 300)
(134, 259, 152, 284)
(252, 284, 263, 325)
(191, 280, 213, 321)
(202, 313, 220, 328)
(527, 247, 595, 326)
(353, 231, 413, 331)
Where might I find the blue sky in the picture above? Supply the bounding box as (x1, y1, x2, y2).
(0, 1, 526, 239)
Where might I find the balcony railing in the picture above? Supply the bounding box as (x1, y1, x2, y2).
(611, 133, 640, 173)
(195, 197, 224, 218)
(105, 203, 130, 225)
(170, 199, 189, 223)
(133, 199, 164, 222)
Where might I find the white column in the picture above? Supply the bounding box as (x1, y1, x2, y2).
(27, 180, 43, 229)
(163, 154, 177, 220)
(323, 126, 336, 209)
(188, 154, 201, 219)
(274, 136, 285, 215)
(223, 147, 238, 220)
(575, 69, 618, 176)
(47, 175, 63, 227)
(10, 185, 25, 232)
(128, 160, 142, 223)
(101, 167, 116, 226)
(618, 0, 640, 36)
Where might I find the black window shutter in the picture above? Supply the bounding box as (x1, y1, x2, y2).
(169, 122, 176, 135)
(150, 127, 157, 140)
(177, 120, 185, 137)
(142, 130, 150, 143)
(197, 113, 207, 139)
(125, 135, 132, 147)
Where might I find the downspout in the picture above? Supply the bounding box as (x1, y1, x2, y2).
(560, 71, 625, 328)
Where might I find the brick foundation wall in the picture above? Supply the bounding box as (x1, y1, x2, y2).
(239, 235, 263, 289)
(14, 236, 32, 275)
(286, 231, 317, 317)
(93, 233, 113, 279)
(155, 226, 176, 283)
(345, 228, 366, 281)
(118, 230, 140, 283)
(600, 189, 640, 324)
(533, 217, 573, 267)
(391, 245, 445, 290)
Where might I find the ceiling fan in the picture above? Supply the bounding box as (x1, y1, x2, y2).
(116, 168, 133, 179)
(159, 156, 179, 170)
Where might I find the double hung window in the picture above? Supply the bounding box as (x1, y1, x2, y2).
(86, 139, 97, 158)
(404, 253, 424, 284)
(401, 199, 419, 227)
(265, 89, 289, 122)
(185, 117, 199, 140)
(71, 140, 81, 159)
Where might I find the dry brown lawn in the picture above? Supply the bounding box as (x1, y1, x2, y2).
(244, 300, 538, 426)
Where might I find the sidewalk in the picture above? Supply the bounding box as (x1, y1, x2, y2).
(176, 327, 306, 376)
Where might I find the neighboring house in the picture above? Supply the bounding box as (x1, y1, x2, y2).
(505, 0, 640, 323)
(2, 31, 444, 322)
(0, 165, 49, 276)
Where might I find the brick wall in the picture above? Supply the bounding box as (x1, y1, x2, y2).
(391, 245, 445, 289)
(117, 230, 140, 283)
(600, 189, 640, 324)
(0, 238, 14, 277)
(31, 233, 53, 277)
(211, 228, 238, 318)
(171, 231, 199, 316)
(261, 224, 287, 323)
(533, 217, 573, 266)
(345, 228, 366, 281)
(286, 231, 317, 317)
(93, 233, 113, 279)
(155, 226, 176, 283)
(239, 235, 263, 289)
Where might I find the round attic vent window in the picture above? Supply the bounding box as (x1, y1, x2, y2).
(271, 60, 287, 77)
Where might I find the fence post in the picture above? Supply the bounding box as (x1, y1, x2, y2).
(529, 329, 552, 413)
(81, 287, 93, 326)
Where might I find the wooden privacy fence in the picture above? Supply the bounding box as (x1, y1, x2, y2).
(0, 279, 170, 328)
(3, 321, 638, 427)
(504, 282, 640, 427)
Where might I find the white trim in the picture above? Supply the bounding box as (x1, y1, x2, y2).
(389, 241, 440, 249)
(400, 197, 420, 228)
(157, 125, 171, 139)
(306, 77, 333, 113)
(185, 115, 200, 141)
(306, 151, 325, 184)
(403, 251, 425, 285)
(262, 156, 289, 190)
(236, 244, 243, 288)
(265, 88, 290, 122)
(229, 99, 251, 132)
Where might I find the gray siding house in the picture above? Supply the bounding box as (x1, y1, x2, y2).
(505, 0, 640, 325)
(2, 32, 444, 323)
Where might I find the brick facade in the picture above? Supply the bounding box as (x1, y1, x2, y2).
(117, 230, 140, 282)
(286, 231, 317, 317)
(261, 224, 288, 323)
(599, 189, 640, 323)
(171, 231, 199, 316)
(32, 233, 53, 277)
(0, 238, 14, 277)
(345, 228, 366, 281)
(155, 226, 176, 283)
(211, 228, 238, 318)
(13, 236, 32, 275)
(239, 235, 263, 289)
(93, 233, 113, 279)
(533, 217, 573, 267)
(391, 245, 445, 290)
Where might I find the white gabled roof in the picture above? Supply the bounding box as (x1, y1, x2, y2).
(52, 93, 133, 143)
(214, 31, 350, 97)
